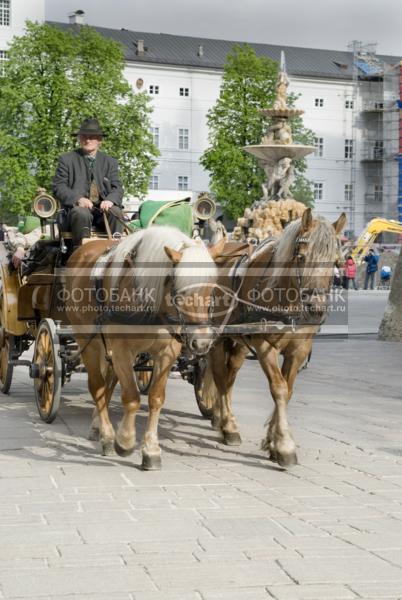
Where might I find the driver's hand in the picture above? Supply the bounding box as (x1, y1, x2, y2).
(77, 197, 93, 209)
(100, 200, 113, 212)
(12, 247, 25, 268)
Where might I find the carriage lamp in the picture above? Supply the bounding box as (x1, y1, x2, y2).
(193, 193, 216, 221)
(32, 189, 59, 220)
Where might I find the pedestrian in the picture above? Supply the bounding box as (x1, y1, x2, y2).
(53, 117, 124, 249)
(343, 255, 358, 290)
(363, 248, 379, 290)
(333, 261, 342, 288)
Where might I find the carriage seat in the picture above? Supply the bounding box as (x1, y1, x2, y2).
(57, 208, 111, 241)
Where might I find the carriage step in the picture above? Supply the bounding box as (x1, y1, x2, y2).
(8, 359, 33, 368)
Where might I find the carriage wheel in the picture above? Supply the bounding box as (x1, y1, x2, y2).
(134, 353, 154, 396)
(33, 319, 62, 423)
(0, 292, 14, 394)
(0, 328, 13, 394)
(193, 358, 214, 419)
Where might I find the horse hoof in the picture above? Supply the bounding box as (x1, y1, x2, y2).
(223, 431, 242, 446)
(277, 452, 298, 468)
(141, 454, 162, 471)
(101, 439, 116, 456)
(88, 428, 99, 441)
(114, 439, 135, 457)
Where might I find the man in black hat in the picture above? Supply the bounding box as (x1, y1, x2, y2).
(53, 117, 124, 248)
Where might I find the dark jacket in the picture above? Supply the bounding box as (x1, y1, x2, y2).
(53, 149, 123, 208)
(364, 253, 379, 273)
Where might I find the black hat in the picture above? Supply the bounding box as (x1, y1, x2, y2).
(73, 117, 107, 137)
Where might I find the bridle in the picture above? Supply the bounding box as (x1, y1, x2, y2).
(168, 253, 217, 347)
(293, 232, 337, 324)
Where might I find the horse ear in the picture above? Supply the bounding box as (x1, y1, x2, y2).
(332, 212, 347, 235)
(164, 246, 182, 264)
(208, 238, 226, 259)
(300, 208, 313, 233)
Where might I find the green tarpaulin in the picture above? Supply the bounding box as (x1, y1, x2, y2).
(128, 199, 193, 236)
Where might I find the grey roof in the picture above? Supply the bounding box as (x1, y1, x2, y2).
(48, 21, 401, 80)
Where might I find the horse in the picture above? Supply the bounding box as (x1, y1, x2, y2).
(205, 208, 346, 467)
(64, 225, 223, 469)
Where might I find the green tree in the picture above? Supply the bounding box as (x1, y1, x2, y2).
(201, 45, 314, 218)
(0, 22, 158, 217)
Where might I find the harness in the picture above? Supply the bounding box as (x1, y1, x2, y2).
(90, 242, 217, 358)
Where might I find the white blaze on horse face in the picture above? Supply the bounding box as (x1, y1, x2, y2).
(173, 244, 218, 355)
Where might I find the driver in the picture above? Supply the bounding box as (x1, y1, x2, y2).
(53, 117, 124, 249)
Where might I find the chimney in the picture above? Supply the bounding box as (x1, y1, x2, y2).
(198, 45, 204, 58)
(68, 10, 85, 25)
(136, 39, 145, 55)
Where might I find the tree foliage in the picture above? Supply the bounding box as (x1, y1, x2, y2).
(201, 45, 314, 218)
(0, 22, 158, 217)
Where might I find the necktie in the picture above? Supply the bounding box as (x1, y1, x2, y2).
(86, 156, 99, 204)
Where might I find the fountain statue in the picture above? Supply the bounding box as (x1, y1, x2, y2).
(245, 51, 314, 202)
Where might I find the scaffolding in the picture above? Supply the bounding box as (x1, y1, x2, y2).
(348, 41, 400, 236)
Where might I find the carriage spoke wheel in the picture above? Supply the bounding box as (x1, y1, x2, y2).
(0, 293, 14, 395)
(33, 319, 61, 423)
(134, 353, 154, 396)
(0, 326, 13, 395)
(193, 358, 214, 419)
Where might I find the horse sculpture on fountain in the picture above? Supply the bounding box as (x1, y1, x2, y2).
(204, 208, 346, 467)
(65, 226, 223, 469)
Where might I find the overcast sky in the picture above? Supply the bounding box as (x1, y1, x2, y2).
(45, 0, 402, 57)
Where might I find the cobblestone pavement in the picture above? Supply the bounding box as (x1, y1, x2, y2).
(0, 337, 402, 599)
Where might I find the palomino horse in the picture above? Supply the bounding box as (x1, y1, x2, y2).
(65, 226, 223, 469)
(206, 208, 346, 467)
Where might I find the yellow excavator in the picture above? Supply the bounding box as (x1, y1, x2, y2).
(351, 218, 402, 262)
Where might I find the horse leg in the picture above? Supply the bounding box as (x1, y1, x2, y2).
(88, 364, 118, 441)
(141, 340, 181, 470)
(111, 347, 141, 457)
(253, 337, 298, 467)
(281, 339, 313, 401)
(210, 340, 247, 446)
(83, 345, 117, 456)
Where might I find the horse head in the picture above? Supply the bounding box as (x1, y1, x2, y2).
(290, 208, 347, 320)
(164, 238, 224, 355)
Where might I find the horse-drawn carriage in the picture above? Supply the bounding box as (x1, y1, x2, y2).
(0, 190, 346, 469)
(0, 191, 219, 423)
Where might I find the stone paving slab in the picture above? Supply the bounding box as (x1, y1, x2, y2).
(0, 338, 402, 598)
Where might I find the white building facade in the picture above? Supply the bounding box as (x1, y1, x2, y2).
(0, 0, 44, 73)
(2, 1, 401, 236)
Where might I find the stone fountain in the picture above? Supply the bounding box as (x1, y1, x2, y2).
(245, 52, 314, 203)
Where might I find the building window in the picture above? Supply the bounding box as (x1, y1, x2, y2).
(314, 137, 324, 157)
(344, 139, 354, 159)
(374, 102, 384, 110)
(178, 128, 189, 150)
(150, 126, 159, 148)
(178, 176, 189, 191)
(314, 182, 323, 201)
(344, 183, 353, 204)
(373, 140, 384, 159)
(149, 85, 159, 95)
(0, 50, 8, 76)
(179, 87, 190, 97)
(149, 175, 159, 190)
(314, 98, 324, 107)
(0, 0, 10, 26)
(345, 99, 354, 109)
(374, 184, 383, 202)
